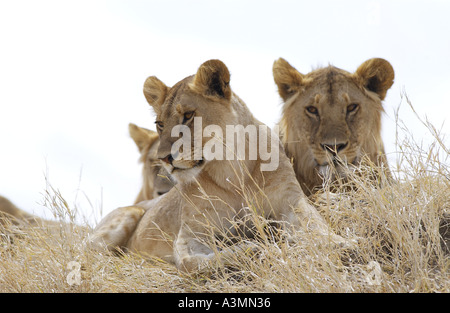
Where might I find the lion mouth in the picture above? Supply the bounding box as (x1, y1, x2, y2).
(315, 155, 358, 168)
(171, 159, 205, 173)
(315, 157, 359, 181)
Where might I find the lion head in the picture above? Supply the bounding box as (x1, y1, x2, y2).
(142, 59, 254, 184)
(129, 123, 175, 202)
(273, 58, 394, 195)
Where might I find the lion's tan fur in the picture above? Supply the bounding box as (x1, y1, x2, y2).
(91, 59, 353, 272)
(273, 58, 394, 195)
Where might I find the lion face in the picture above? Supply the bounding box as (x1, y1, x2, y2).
(273, 58, 394, 194)
(143, 60, 238, 183)
(129, 123, 175, 202)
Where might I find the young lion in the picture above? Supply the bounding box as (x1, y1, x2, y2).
(129, 123, 175, 203)
(91, 60, 352, 273)
(273, 58, 394, 195)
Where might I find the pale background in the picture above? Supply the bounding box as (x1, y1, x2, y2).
(0, 0, 449, 225)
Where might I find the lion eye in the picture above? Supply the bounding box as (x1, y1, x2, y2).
(155, 121, 164, 131)
(182, 111, 195, 123)
(306, 106, 319, 115)
(347, 103, 359, 113)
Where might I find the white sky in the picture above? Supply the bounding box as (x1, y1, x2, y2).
(0, 0, 449, 225)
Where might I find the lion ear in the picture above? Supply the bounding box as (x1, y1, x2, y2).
(143, 76, 168, 114)
(354, 58, 394, 100)
(273, 58, 305, 101)
(129, 123, 159, 154)
(191, 59, 231, 100)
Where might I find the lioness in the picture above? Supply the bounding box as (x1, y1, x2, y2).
(91, 59, 352, 272)
(129, 123, 175, 203)
(273, 58, 394, 195)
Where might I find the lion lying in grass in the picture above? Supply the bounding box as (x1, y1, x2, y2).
(273, 58, 449, 255)
(273, 58, 394, 195)
(91, 59, 354, 272)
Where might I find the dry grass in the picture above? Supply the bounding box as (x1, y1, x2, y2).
(1, 98, 449, 293)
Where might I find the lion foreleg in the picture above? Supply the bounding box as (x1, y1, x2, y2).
(173, 225, 259, 273)
(173, 227, 215, 272)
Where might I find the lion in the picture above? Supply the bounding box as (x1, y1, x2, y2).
(273, 58, 395, 196)
(91, 59, 353, 273)
(128, 123, 175, 203)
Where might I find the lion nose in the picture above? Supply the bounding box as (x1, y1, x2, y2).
(160, 154, 174, 165)
(320, 142, 348, 156)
